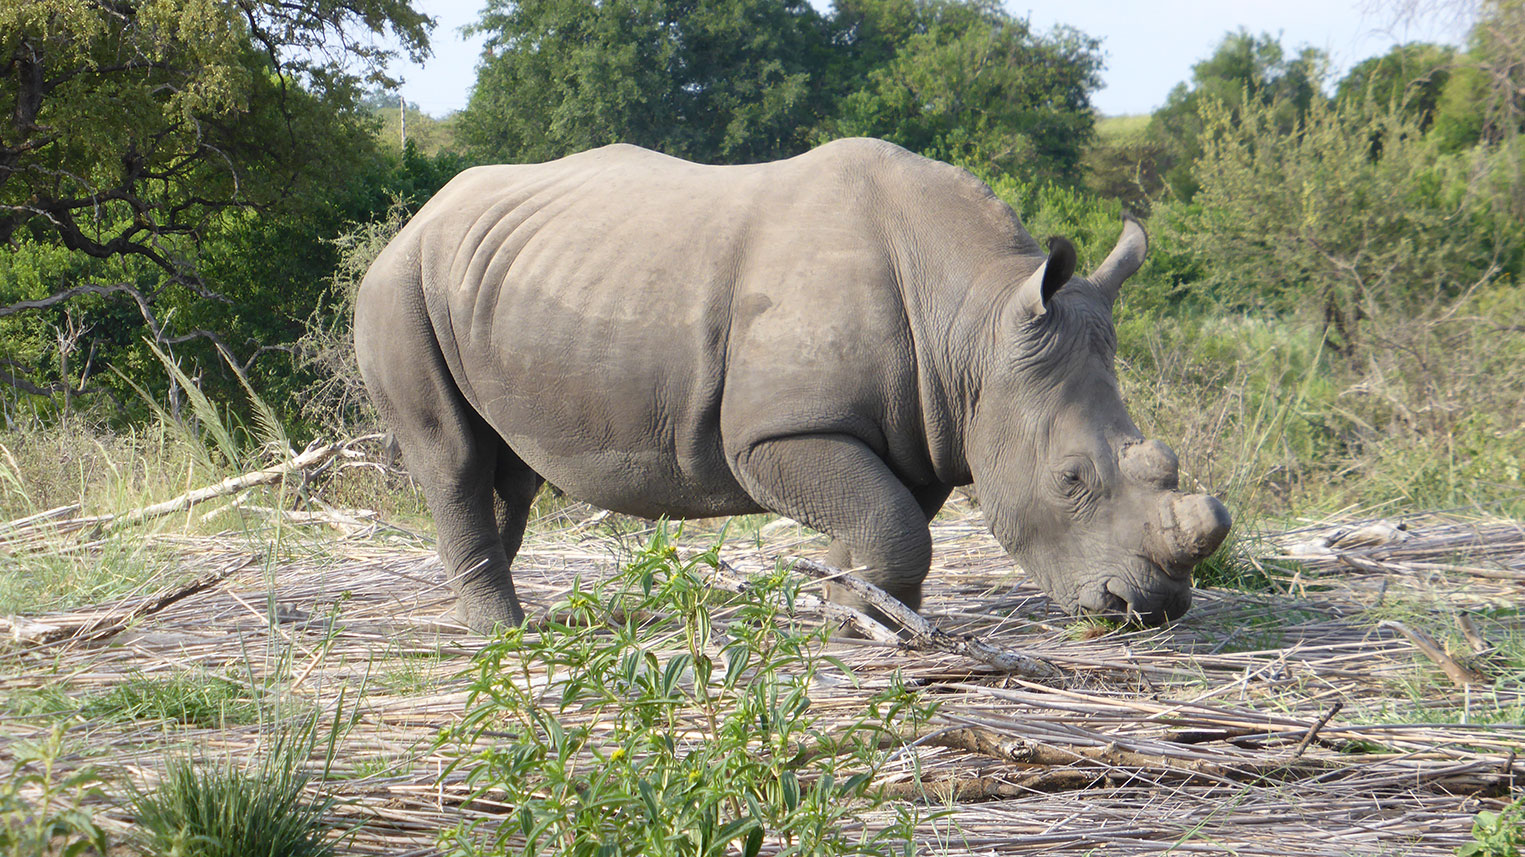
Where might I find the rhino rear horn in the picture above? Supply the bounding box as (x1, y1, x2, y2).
(1017, 236, 1077, 316)
(1091, 214, 1148, 306)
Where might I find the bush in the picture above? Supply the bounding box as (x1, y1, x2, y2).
(439, 527, 930, 856)
(295, 200, 414, 437)
(0, 727, 108, 857)
(1160, 96, 1523, 340)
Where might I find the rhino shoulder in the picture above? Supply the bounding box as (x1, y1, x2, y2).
(804, 139, 1040, 256)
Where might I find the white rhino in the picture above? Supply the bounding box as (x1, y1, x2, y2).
(355, 138, 1230, 631)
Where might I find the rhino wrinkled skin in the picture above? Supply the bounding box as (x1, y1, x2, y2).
(354, 138, 1231, 632)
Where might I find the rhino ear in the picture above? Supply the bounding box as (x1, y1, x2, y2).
(1016, 236, 1077, 317)
(1090, 214, 1148, 307)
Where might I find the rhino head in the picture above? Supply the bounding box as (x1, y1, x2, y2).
(966, 217, 1230, 624)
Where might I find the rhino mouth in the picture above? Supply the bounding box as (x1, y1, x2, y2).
(1075, 562, 1192, 625)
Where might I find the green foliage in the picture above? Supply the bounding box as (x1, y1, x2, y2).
(1460, 797, 1525, 857)
(823, 0, 1101, 185)
(366, 93, 463, 157)
(1335, 42, 1454, 131)
(439, 527, 930, 856)
(0, 0, 442, 427)
(1145, 29, 1328, 201)
(130, 706, 347, 857)
(3, 672, 261, 729)
(80, 673, 262, 728)
(1082, 115, 1170, 213)
(0, 728, 108, 857)
(459, 0, 1102, 181)
(977, 169, 1125, 270)
(459, 0, 834, 164)
(1166, 96, 1521, 337)
(296, 200, 416, 436)
(1432, 0, 1525, 153)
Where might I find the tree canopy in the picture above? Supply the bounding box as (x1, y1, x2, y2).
(0, 0, 435, 412)
(1144, 29, 1327, 200)
(457, 0, 1103, 182)
(822, 0, 1101, 184)
(458, 0, 834, 164)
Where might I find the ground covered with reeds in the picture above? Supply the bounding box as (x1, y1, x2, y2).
(1, 464, 1520, 855)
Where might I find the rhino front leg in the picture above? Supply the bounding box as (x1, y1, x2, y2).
(824, 482, 950, 623)
(734, 434, 943, 631)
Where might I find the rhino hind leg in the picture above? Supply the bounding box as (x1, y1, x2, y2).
(734, 434, 945, 633)
(355, 273, 532, 633)
(490, 453, 545, 601)
(383, 403, 532, 633)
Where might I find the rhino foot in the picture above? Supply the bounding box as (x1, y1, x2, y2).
(455, 591, 527, 635)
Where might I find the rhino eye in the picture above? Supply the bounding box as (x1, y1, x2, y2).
(1057, 462, 1088, 495)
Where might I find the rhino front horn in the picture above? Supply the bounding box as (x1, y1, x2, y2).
(1155, 493, 1232, 568)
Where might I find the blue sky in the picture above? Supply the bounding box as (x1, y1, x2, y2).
(382, 0, 1465, 118)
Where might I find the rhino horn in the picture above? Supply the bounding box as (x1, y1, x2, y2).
(1016, 235, 1077, 316)
(1153, 493, 1232, 569)
(1090, 214, 1148, 307)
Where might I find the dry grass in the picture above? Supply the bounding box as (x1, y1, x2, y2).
(1, 496, 1521, 855)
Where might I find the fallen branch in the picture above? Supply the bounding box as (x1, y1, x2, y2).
(103, 441, 364, 533)
(0, 437, 384, 548)
(710, 555, 1061, 681)
(1, 554, 258, 645)
(785, 556, 1062, 681)
(913, 723, 1328, 784)
(0, 503, 80, 534)
(1291, 701, 1343, 759)
(877, 769, 1101, 801)
(710, 559, 903, 645)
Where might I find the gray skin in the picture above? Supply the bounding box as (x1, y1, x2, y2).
(354, 138, 1231, 632)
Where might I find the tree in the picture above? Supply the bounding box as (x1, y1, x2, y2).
(1145, 30, 1327, 200)
(458, 0, 1104, 184)
(821, 0, 1102, 185)
(458, 0, 834, 164)
(0, 0, 432, 413)
(1373, 0, 1525, 145)
(1163, 95, 1521, 355)
(1335, 42, 1454, 130)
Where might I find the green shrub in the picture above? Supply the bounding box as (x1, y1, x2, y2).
(1460, 796, 1525, 857)
(439, 527, 930, 856)
(0, 727, 108, 857)
(1160, 96, 1523, 335)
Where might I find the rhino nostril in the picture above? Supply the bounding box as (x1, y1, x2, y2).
(1077, 582, 1127, 616)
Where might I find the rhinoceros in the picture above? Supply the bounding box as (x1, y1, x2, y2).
(354, 138, 1230, 632)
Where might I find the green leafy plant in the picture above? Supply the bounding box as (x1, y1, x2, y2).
(129, 700, 349, 857)
(1460, 796, 1525, 857)
(439, 526, 931, 856)
(0, 727, 109, 857)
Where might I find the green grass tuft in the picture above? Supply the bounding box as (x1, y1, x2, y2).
(130, 703, 349, 857)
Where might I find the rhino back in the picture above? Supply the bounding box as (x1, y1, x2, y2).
(395, 140, 1023, 515)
